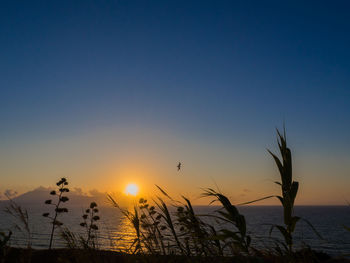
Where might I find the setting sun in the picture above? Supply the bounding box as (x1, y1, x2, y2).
(125, 183, 139, 196)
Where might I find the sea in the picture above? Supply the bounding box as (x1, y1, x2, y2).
(0, 204, 349, 256)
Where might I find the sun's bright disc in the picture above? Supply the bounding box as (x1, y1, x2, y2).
(125, 184, 139, 196)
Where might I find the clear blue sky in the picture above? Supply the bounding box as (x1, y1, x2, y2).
(1, 1, 349, 204)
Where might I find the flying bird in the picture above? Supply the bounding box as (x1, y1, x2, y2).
(177, 162, 182, 171)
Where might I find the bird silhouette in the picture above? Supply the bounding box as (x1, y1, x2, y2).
(177, 162, 181, 171)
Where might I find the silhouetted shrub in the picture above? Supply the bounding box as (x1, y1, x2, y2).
(42, 177, 70, 249)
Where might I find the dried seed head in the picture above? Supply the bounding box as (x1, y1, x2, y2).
(60, 196, 69, 202)
(53, 220, 63, 226)
(92, 216, 100, 221)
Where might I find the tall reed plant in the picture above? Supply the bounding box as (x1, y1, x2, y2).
(42, 177, 70, 249)
(203, 189, 251, 255)
(268, 129, 299, 253)
(79, 202, 100, 249)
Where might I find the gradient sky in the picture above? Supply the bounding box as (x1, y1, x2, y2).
(1, 0, 349, 205)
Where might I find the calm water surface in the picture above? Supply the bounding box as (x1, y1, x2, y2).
(0, 204, 349, 256)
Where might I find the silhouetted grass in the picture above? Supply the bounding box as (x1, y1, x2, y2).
(1, 129, 349, 263)
(4, 196, 31, 248)
(202, 188, 251, 255)
(60, 202, 101, 250)
(0, 231, 11, 261)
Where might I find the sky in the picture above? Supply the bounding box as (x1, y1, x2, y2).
(0, 0, 349, 205)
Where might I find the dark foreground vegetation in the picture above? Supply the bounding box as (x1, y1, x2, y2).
(1, 129, 349, 263)
(2, 247, 349, 263)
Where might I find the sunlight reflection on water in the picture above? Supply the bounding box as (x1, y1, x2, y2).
(0, 205, 349, 255)
(0, 204, 138, 251)
(102, 215, 136, 252)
